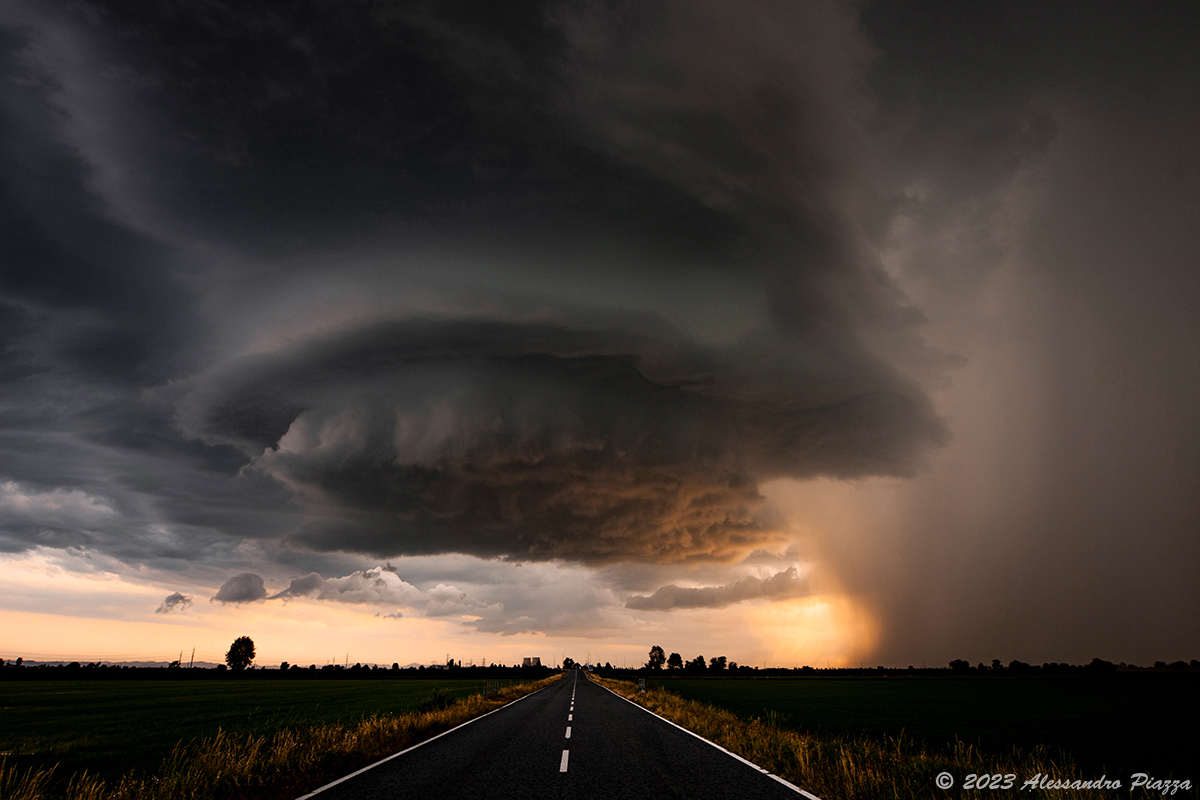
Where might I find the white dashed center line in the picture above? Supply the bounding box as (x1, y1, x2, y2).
(560, 749, 570, 772)
(568, 713, 572, 721)
(565, 726, 572, 739)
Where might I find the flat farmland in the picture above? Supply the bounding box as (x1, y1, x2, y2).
(653, 676, 1199, 778)
(0, 678, 498, 783)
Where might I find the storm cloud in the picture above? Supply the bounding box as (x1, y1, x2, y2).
(0, 0, 1196, 663)
(181, 317, 942, 565)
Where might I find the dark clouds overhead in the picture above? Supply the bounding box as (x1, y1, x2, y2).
(0, 0, 1195, 659)
(183, 317, 942, 564)
(0, 0, 949, 575)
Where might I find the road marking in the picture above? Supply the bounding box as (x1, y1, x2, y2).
(587, 675, 822, 800)
(296, 677, 563, 798)
(565, 726, 572, 738)
(559, 749, 570, 772)
(568, 713, 572, 721)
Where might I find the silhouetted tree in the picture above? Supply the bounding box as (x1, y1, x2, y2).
(687, 655, 706, 671)
(949, 659, 970, 672)
(667, 652, 683, 670)
(709, 655, 727, 671)
(225, 636, 256, 671)
(646, 645, 666, 670)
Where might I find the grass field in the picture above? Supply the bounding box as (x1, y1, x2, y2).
(651, 676, 1199, 778)
(599, 675, 1198, 799)
(0, 679, 507, 784)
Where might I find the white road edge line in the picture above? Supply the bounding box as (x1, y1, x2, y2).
(295, 678, 562, 799)
(588, 675, 823, 800)
(560, 749, 570, 772)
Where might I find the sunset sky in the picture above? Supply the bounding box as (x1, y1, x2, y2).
(1, 1, 1196, 670)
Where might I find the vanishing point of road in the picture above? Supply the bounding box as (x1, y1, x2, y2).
(299, 671, 819, 799)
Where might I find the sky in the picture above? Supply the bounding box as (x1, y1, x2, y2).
(0, 0, 1196, 670)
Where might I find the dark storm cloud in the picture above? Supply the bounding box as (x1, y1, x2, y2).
(155, 592, 192, 614)
(625, 566, 807, 610)
(72, 0, 741, 264)
(0, 0, 955, 577)
(0, 23, 204, 386)
(183, 316, 942, 564)
(0, 0, 1193, 661)
(211, 573, 266, 604)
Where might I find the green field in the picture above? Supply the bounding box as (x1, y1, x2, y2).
(652, 676, 1199, 778)
(0, 679, 501, 784)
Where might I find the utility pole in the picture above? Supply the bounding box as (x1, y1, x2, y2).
(189, 647, 194, 669)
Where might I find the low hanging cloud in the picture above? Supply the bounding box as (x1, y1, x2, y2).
(155, 591, 192, 614)
(183, 318, 943, 567)
(265, 564, 499, 620)
(211, 573, 267, 604)
(625, 566, 808, 610)
(267, 565, 424, 606)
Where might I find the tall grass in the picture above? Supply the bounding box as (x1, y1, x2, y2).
(591, 675, 1195, 800)
(0, 676, 560, 800)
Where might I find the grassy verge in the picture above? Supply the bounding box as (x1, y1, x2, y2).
(0, 675, 561, 800)
(590, 675, 1195, 800)
(0, 678, 517, 781)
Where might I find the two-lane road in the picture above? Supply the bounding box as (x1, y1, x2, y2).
(302, 671, 816, 799)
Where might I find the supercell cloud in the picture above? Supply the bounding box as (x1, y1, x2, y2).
(186, 317, 942, 564)
(0, 0, 1196, 660)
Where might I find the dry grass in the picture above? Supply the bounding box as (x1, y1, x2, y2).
(591, 675, 1194, 800)
(0, 675, 560, 800)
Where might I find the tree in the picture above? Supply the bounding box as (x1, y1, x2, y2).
(225, 636, 256, 671)
(646, 645, 666, 670)
(667, 652, 683, 670)
(709, 655, 727, 672)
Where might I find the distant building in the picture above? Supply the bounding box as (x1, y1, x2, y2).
(523, 657, 541, 667)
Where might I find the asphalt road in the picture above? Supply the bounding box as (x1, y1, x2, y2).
(300, 671, 816, 799)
